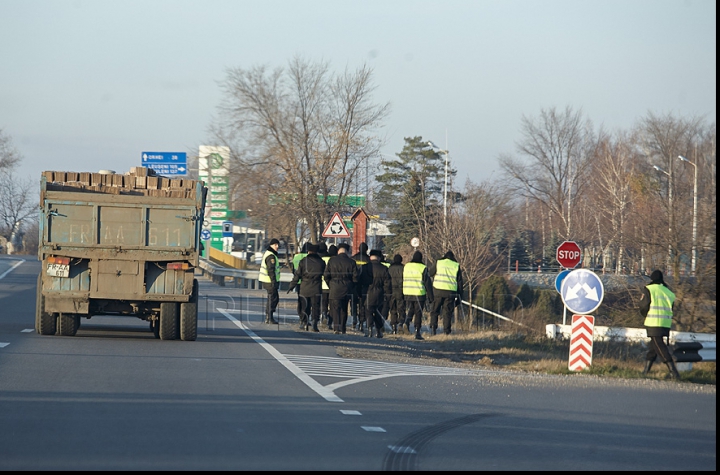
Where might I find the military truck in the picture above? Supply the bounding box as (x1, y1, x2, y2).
(35, 167, 207, 340)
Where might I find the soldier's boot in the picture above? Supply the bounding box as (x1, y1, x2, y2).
(392, 324, 398, 335)
(642, 360, 654, 376)
(431, 327, 437, 336)
(665, 360, 681, 380)
(266, 314, 278, 324)
(415, 329, 424, 340)
(312, 321, 320, 333)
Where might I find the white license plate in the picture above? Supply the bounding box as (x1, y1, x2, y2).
(46, 263, 70, 278)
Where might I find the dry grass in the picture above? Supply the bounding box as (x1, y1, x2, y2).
(330, 328, 716, 385)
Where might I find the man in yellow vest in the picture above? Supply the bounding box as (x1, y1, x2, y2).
(259, 238, 281, 324)
(639, 270, 680, 379)
(403, 250, 433, 340)
(429, 250, 464, 336)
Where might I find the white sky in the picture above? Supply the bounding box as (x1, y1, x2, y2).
(0, 0, 716, 188)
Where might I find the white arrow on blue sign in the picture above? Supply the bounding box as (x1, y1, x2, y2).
(560, 269, 604, 315)
(200, 229, 212, 241)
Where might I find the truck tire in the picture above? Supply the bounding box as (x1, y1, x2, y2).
(159, 302, 179, 340)
(180, 279, 199, 341)
(58, 313, 80, 336)
(36, 274, 56, 336)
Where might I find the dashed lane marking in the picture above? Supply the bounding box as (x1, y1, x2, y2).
(362, 426, 386, 432)
(0, 343, 9, 348)
(388, 446, 417, 454)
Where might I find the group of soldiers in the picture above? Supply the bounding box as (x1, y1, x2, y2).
(258, 238, 464, 340)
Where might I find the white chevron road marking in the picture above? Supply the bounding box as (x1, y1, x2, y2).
(218, 308, 483, 403)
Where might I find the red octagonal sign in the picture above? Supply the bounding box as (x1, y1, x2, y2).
(557, 241, 582, 269)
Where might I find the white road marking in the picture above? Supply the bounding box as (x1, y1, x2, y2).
(217, 308, 485, 403)
(388, 446, 417, 454)
(218, 308, 344, 403)
(0, 259, 24, 280)
(285, 354, 480, 393)
(340, 410, 362, 415)
(21, 329, 33, 333)
(0, 343, 9, 348)
(362, 426, 386, 432)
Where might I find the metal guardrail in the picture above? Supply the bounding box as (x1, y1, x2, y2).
(674, 341, 717, 363)
(198, 257, 292, 288)
(208, 247, 248, 270)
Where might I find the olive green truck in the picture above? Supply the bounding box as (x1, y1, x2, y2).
(35, 167, 208, 340)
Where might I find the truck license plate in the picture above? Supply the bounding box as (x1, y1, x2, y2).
(46, 263, 70, 278)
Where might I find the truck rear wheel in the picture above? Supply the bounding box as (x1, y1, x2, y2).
(159, 302, 179, 340)
(58, 313, 80, 336)
(180, 279, 199, 341)
(36, 274, 56, 335)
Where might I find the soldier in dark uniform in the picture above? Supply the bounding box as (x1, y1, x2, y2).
(351, 242, 373, 333)
(323, 242, 359, 334)
(288, 243, 326, 332)
(365, 249, 392, 338)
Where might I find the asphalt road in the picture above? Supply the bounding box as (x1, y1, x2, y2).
(0, 256, 715, 470)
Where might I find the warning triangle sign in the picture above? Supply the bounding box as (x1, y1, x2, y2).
(322, 212, 351, 238)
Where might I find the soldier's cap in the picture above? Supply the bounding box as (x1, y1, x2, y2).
(306, 243, 318, 253)
(369, 249, 383, 258)
(337, 242, 350, 251)
(269, 238, 280, 246)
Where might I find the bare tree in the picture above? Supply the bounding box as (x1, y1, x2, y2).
(0, 170, 37, 253)
(0, 129, 21, 170)
(431, 180, 511, 329)
(499, 106, 596, 240)
(587, 131, 637, 273)
(637, 111, 704, 277)
(212, 56, 389, 245)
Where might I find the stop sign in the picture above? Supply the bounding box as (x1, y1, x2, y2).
(557, 241, 582, 268)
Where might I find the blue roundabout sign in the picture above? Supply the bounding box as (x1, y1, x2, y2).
(559, 268, 604, 315)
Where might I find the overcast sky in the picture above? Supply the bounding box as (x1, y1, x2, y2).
(0, 0, 716, 188)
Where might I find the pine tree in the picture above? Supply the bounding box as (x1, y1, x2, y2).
(375, 136, 448, 254)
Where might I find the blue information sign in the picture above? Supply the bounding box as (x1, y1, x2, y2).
(141, 152, 187, 176)
(560, 269, 604, 315)
(555, 269, 571, 293)
(222, 221, 233, 237)
(200, 229, 211, 241)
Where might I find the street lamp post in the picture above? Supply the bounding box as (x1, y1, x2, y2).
(678, 155, 698, 275)
(427, 141, 449, 229)
(653, 165, 673, 275)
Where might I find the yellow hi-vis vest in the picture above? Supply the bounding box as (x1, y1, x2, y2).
(321, 255, 331, 291)
(403, 262, 426, 296)
(259, 250, 280, 283)
(644, 284, 675, 329)
(433, 258, 459, 291)
(292, 252, 307, 283)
